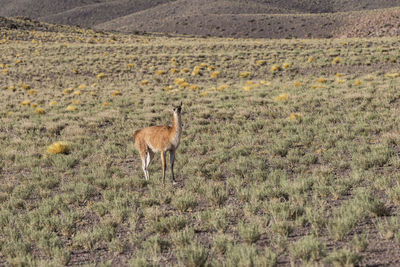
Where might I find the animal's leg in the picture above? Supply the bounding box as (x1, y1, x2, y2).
(145, 149, 154, 180)
(140, 152, 148, 180)
(136, 138, 149, 180)
(169, 150, 176, 184)
(161, 151, 166, 184)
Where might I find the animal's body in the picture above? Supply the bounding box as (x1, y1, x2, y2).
(134, 103, 182, 183)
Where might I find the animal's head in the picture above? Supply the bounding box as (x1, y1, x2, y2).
(172, 102, 182, 115)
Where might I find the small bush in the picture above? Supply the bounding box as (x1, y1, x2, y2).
(210, 209, 230, 233)
(172, 227, 195, 247)
(237, 221, 261, 244)
(109, 237, 128, 255)
(226, 244, 266, 267)
(172, 191, 197, 212)
(212, 234, 233, 254)
(176, 243, 209, 267)
(325, 248, 362, 267)
(289, 236, 326, 264)
(47, 141, 71, 154)
(207, 184, 228, 207)
(149, 215, 187, 234)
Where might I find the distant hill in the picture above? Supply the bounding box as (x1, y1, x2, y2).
(0, 0, 400, 38)
(0, 16, 69, 32)
(0, 0, 174, 27)
(249, 0, 400, 13)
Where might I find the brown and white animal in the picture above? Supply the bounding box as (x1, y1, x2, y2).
(134, 102, 182, 184)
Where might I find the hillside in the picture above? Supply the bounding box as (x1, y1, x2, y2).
(95, 0, 342, 38)
(251, 0, 400, 13)
(38, 0, 175, 28)
(0, 0, 174, 27)
(0, 0, 400, 38)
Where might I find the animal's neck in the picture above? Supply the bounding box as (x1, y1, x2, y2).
(169, 112, 182, 149)
(171, 112, 182, 136)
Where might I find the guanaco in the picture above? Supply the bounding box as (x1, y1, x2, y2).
(134, 102, 182, 184)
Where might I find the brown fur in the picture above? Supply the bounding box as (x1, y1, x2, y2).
(134, 103, 182, 183)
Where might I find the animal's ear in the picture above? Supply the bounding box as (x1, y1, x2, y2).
(180, 101, 182, 107)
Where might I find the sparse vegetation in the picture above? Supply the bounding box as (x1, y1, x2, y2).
(1, 19, 400, 266)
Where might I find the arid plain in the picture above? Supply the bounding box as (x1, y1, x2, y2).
(1, 2, 400, 265)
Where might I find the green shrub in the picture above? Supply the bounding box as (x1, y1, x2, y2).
(176, 243, 209, 267)
(237, 221, 261, 244)
(289, 235, 326, 264)
(325, 248, 362, 267)
(172, 191, 198, 212)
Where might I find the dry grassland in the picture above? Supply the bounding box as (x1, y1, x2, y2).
(1, 27, 400, 265)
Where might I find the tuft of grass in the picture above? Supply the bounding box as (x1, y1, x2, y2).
(376, 217, 400, 240)
(109, 237, 128, 255)
(20, 100, 31, 106)
(354, 189, 389, 217)
(327, 202, 362, 241)
(96, 72, 106, 79)
(212, 233, 233, 254)
(66, 105, 78, 111)
(172, 227, 195, 247)
(237, 221, 261, 244)
(172, 190, 197, 212)
(282, 62, 290, 69)
(34, 107, 45, 114)
(289, 235, 326, 264)
(288, 113, 302, 120)
(256, 60, 266, 66)
(176, 243, 209, 267)
(271, 64, 280, 72)
(210, 208, 230, 233)
(111, 90, 122, 96)
(47, 141, 71, 155)
(63, 88, 73, 94)
(239, 71, 251, 78)
(351, 234, 369, 253)
(332, 57, 342, 64)
(225, 244, 271, 267)
(148, 215, 187, 234)
(211, 71, 220, 78)
(207, 184, 228, 207)
(274, 93, 288, 102)
(140, 79, 149, 85)
(325, 248, 362, 267)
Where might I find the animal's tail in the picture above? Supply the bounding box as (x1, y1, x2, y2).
(133, 129, 140, 140)
(133, 130, 141, 143)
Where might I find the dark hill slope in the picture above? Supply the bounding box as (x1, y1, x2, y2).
(0, 0, 104, 19)
(251, 0, 400, 13)
(39, 0, 173, 27)
(1, 0, 400, 38)
(95, 0, 341, 38)
(0, 0, 175, 27)
(0, 16, 91, 33)
(1, 0, 399, 21)
(95, 0, 400, 39)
